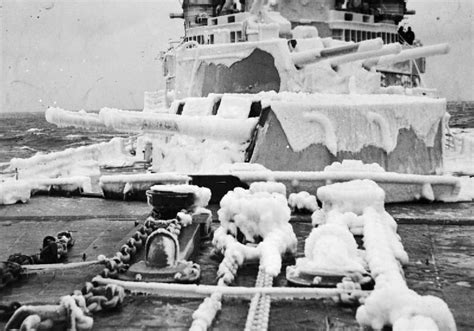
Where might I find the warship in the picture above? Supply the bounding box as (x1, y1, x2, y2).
(1, 0, 472, 330)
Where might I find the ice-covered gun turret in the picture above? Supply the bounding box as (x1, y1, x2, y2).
(45, 2, 453, 179)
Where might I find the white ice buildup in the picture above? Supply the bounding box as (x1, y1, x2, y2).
(324, 160, 385, 173)
(8, 137, 140, 181)
(311, 179, 455, 330)
(265, 92, 445, 155)
(151, 135, 247, 173)
(295, 223, 366, 275)
(100, 173, 191, 198)
(93, 102, 259, 173)
(288, 191, 319, 212)
(0, 180, 31, 205)
(317, 179, 386, 215)
(217, 162, 270, 173)
(99, 108, 258, 143)
(444, 127, 474, 176)
(249, 181, 286, 196)
(0, 177, 92, 205)
(357, 206, 455, 330)
(181, 95, 220, 117)
(46, 107, 105, 130)
(217, 187, 297, 276)
(150, 184, 211, 207)
(216, 94, 253, 120)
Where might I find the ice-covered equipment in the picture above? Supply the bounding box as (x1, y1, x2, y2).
(286, 179, 456, 330)
(116, 185, 212, 283)
(39, 0, 461, 204)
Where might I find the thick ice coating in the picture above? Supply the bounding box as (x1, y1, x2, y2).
(249, 181, 286, 196)
(288, 191, 319, 212)
(317, 179, 385, 214)
(151, 135, 247, 173)
(0, 180, 31, 205)
(150, 184, 211, 207)
(296, 223, 365, 275)
(324, 159, 385, 173)
(7, 137, 139, 180)
(266, 92, 446, 155)
(0, 177, 92, 205)
(299, 179, 455, 330)
(217, 187, 297, 276)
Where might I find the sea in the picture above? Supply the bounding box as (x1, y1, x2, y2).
(0, 101, 473, 165)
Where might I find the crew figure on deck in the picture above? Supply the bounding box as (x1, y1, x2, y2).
(398, 26, 415, 45)
(398, 26, 406, 44)
(405, 27, 415, 45)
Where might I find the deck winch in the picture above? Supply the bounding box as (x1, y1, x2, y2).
(116, 185, 211, 283)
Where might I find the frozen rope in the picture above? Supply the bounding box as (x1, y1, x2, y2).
(189, 231, 243, 331)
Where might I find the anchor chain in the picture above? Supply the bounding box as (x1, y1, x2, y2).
(0, 301, 22, 320)
(5, 292, 93, 331)
(80, 282, 125, 313)
(5, 212, 193, 330)
(4, 224, 135, 331)
(244, 267, 273, 331)
(99, 216, 185, 278)
(0, 261, 23, 289)
(7, 231, 74, 265)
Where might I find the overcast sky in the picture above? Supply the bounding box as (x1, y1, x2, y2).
(405, 0, 473, 100)
(1, 0, 472, 113)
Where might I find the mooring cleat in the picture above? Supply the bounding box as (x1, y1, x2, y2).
(286, 265, 374, 289)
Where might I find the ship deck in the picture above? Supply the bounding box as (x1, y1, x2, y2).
(1, 196, 473, 330)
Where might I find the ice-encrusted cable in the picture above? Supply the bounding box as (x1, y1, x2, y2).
(244, 267, 273, 331)
(189, 234, 242, 331)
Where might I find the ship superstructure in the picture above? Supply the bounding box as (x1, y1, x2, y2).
(168, 0, 424, 88)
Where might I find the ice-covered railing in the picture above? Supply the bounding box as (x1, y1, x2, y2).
(0, 137, 143, 204)
(0, 177, 92, 205)
(100, 173, 192, 200)
(7, 137, 139, 180)
(444, 127, 474, 176)
(230, 168, 461, 203)
(300, 179, 456, 330)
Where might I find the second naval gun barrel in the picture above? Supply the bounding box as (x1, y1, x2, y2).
(363, 43, 450, 69)
(291, 38, 383, 67)
(326, 43, 402, 68)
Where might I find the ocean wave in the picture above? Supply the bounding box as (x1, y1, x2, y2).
(65, 134, 87, 140)
(18, 146, 38, 152)
(26, 128, 42, 133)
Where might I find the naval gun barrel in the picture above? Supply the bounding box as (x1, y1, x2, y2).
(363, 43, 450, 69)
(98, 108, 258, 143)
(327, 43, 402, 68)
(46, 107, 258, 143)
(291, 38, 383, 67)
